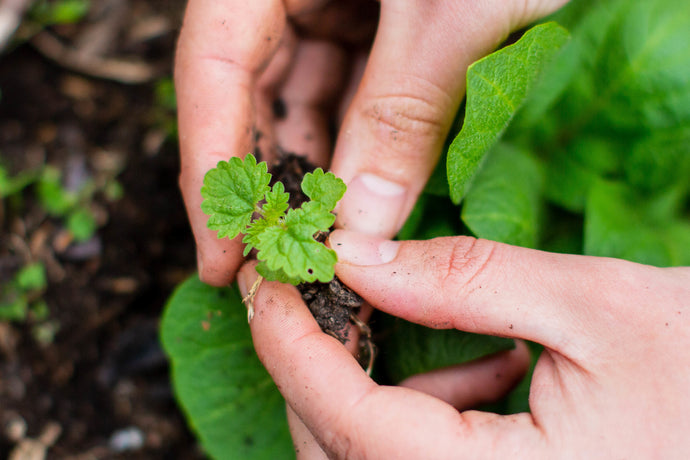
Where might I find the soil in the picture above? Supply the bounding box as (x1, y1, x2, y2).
(0, 2, 205, 458)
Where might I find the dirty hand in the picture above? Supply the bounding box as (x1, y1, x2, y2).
(175, 0, 569, 286)
(238, 230, 690, 459)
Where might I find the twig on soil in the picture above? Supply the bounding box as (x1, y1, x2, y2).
(0, 0, 32, 53)
(242, 274, 264, 323)
(30, 30, 161, 84)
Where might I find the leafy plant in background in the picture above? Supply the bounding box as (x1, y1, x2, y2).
(162, 1, 690, 458)
(1, 159, 122, 344)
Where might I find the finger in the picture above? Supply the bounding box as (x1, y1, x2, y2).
(238, 264, 544, 459)
(400, 341, 530, 410)
(176, 0, 287, 285)
(329, 230, 660, 361)
(287, 405, 329, 460)
(274, 40, 348, 168)
(329, 1, 512, 237)
(330, 0, 569, 238)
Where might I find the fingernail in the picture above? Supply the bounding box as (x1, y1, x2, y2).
(337, 173, 406, 237)
(329, 230, 400, 266)
(236, 268, 253, 299)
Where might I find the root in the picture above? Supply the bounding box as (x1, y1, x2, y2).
(350, 313, 376, 376)
(242, 275, 264, 323)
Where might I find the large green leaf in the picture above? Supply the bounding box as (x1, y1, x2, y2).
(447, 22, 569, 203)
(462, 144, 543, 247)
(584, 180, 690, 267)
(160, 276, 292, 460)
(383, 317, 515, 384)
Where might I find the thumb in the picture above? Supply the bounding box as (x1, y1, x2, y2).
(331, 0, 568, 237)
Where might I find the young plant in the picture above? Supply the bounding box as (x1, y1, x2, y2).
(200, 154, 346, 306)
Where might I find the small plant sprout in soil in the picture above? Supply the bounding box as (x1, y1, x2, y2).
(201, 153, 373, 368)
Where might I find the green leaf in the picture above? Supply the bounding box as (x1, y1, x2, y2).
(584, 180, 689, 267)
(242, 182, 290, 255)
(462, 144, 543, 247)
(623, 127, 690, 193)
(67, 207, 97, 242)
(383, 317, 515, 384)
(301, 168, 346, 212)
(16, 263, 47, 291)
(589, 1, 690, 133)
(160, 276, 292, 460)
(447, 22, 569, 203)
(0, 297, 28, 321)
(30, 0, 90, 25)
(36, 167, 77, 216)
(201, 154, 271, 240)
(0, 165, 38, 198)
(255, 204, 337, 284)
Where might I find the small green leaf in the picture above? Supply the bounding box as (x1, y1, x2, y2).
(0, 297, 28, 321)
(36, 167, 77, 216)
(242, 182, 290, 255)
(17, 262, 47, 291)
(447, 22, 569, 203)
(301, 168, 346, 212)
(383, 317, 515, 384)
(67, 207, 97, 242)
(201, 154, 271, 240)
(0, 165, 38, 198)
(462, 144, 543, 248)
(255, 205, 338, 284)
(160, 276, 292, 459)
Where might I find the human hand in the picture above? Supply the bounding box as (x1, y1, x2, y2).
(175, 0, 569, 286)
(238, 230, 690, 459)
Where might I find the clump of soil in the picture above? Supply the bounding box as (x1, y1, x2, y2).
(268, 153, 364, 343)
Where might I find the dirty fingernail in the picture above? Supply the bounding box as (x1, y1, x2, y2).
(336, 173, 406, 237)
(329, 230, 400, 266)
(236, 267, 254, 299)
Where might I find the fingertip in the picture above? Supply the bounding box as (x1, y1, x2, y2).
(196, 239, 245, 287)
(399, 341, 530, 410)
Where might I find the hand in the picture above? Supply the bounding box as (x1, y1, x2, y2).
(175, 0, 568, 286)
(238, 230, 690, 459)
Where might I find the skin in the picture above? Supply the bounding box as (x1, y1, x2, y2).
(175, 0, 568, 286)
(175, 1, 690, 458)
(238, 230, 690, 459)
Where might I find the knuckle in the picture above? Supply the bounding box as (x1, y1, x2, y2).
(362, 93, 446, 146)
(436, 236, 498, 293)
(356, 92, 450, 183)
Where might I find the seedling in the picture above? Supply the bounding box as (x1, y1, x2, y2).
(200, 153, 346, 317)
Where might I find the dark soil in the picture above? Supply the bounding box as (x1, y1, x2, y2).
(0, 2, 204, 458)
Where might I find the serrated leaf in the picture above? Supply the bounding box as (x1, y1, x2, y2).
(255, 214, 337, 284)
(383, 316, 515, 384)
(447, 22, 569, 203)
(462, 144, 543, 247)
(201, 154, 271, 240)
(301, 168, 346, 212)
(448, 22, 569, 200)
(242, 182, 290, 255)
(262, 182, 290, 222)
(160, 276, 292, 459)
